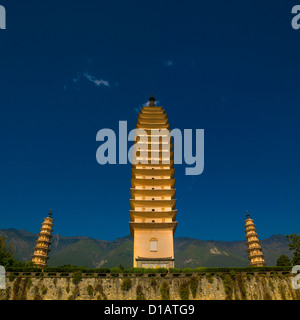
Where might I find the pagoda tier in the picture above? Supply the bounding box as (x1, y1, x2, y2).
(138, 113, 167, 119)
(130, 199, 176, 208)
(130, 210, 177, 222)
(136, 143, 173, 150)
(137, 123, 170, 130)
(131, 188, 176, 199)
(131, 178, 176, 189)
(32, 210, 54, 269)
(140, 106, 165, 113)
(35, 238, 52, 244)
(131, 168, 175, 178)
(129, 222, 177, 233)
(130, 97, 178, 268)
(138, 117, 168, 124)
(244, 212, 266, 267)
(132, 161, 174, 169)
(136, 150, 173, 164)
(134, 129, 171, 137)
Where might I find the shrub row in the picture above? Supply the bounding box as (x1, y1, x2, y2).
(192, 266, 293, 273)
(5, 266, 292, 274)
(6, 267, 43, 273)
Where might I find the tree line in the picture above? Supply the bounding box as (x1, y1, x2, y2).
(276, 233, 300, 266)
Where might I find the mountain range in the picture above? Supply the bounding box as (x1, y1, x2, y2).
(0, 229, 292, 268)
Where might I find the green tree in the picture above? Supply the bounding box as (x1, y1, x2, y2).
(286, 233, 300, 265)
(276, 254, 291, 266)
(23, 261, 35, 267)
(110, 267, 122, 274)
(0, 236, 16, 267)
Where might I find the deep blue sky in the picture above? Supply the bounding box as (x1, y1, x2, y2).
(0, 0, 299, 241)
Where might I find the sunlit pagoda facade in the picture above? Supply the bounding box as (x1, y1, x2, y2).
(129, 96, 177, 268)
(32, 210, 54, 268)
(244, 211, 266, 267)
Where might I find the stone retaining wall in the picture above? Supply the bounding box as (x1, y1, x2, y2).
(1, 272, 299, 300)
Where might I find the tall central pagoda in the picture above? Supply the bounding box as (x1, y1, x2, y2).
(129, 96, 177, 268)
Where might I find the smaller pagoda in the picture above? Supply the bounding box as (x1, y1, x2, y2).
(32, 209, 54, 268)
(244, 211, 266, 267)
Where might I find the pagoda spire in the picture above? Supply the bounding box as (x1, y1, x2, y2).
(129, 97, 177, 268)
(149, 95, 156, 107)
(244, 211, 266, 267)
(246, 210, 250, 219)
(32, 209, 54, 268)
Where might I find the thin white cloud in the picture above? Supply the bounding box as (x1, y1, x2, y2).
(83, 72, 110, 87)
(73, 72, 110, 88)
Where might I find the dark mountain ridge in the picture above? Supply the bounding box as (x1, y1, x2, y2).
(0, 229, 291, 268)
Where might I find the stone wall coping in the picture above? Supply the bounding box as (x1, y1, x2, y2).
(5, 270, 292, 278)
